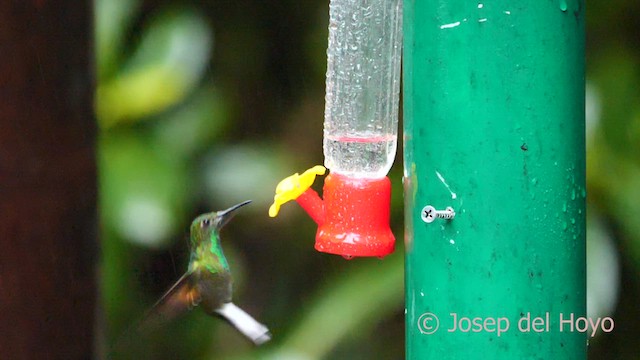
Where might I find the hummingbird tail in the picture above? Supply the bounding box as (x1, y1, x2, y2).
(215, 302, 271, 345)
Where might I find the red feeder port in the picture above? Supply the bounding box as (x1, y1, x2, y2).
(295, 173, 395, 258)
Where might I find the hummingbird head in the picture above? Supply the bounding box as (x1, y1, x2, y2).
(192, 200, 252, 235)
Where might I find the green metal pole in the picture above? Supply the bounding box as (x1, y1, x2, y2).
(403, 1, 585, 359)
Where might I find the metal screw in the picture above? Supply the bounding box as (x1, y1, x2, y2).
(421, 206, 455, 224)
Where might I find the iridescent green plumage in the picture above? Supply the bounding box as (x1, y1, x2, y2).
(189, 212, 230, 273)
(139, 200, 270, 344)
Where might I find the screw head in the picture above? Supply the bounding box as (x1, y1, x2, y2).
(421, 205, 437, 223)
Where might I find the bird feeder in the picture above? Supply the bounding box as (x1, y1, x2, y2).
(269, 0, 403, 259)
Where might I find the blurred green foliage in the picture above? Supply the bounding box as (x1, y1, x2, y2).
(97, 1, 404, 359)
(96, 0, 639, 359)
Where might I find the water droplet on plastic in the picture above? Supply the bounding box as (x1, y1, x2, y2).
(562, 222, 568, 230)
(562, 202, 567, 212)
(343, 255, 354, 260)
(571, 189, 576, 200)
(559, 0, 568, 11)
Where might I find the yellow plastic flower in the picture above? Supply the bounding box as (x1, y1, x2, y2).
(269, 165, 326, 217)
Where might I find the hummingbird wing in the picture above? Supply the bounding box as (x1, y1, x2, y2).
(108, 271, 200, 358)
(215, 302, 271, 345)
(138, 270, 201, 333)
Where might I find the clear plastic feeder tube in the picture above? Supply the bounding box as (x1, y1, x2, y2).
(323, 0, 403, 179)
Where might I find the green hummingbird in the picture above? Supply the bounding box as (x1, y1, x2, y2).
(137, 200, 271, 345)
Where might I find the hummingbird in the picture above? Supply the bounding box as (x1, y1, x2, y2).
(136, 200, 271, 345)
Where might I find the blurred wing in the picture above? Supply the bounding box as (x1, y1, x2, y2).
(108, 271, 200, 358)
(138, 271, 200, 333)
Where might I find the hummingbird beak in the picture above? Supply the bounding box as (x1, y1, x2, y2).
(217, 200, 252, 228)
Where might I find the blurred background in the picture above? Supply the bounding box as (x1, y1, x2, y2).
(95, 0, 640, 359)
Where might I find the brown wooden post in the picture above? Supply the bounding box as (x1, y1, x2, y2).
(0, 2, 96, 358)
